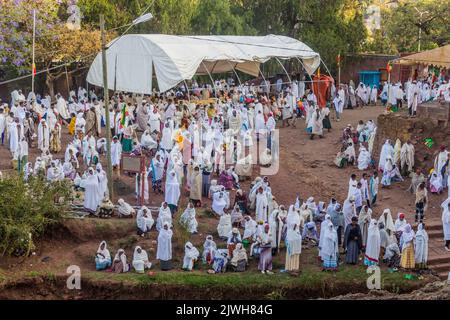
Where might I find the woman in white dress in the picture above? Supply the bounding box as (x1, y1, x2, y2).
(217, 211, 232, 239)
(414, 223, 428, 269)
(83, 167, 100, 213)
(156, 202, 172, 231)
(182, 242, 200, 271)
(132, 246, 152, 273)
(179, 202, 198, 234)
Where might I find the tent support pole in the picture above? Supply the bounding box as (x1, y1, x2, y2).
(275, 57, 292, 84)
(320, 58, 332, 78)
(258, 63, 269, 92)
(226, 61, 242, 86)
(201, 61, 217, 98)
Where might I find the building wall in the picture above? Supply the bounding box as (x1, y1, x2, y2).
(340, 53, 413, 85)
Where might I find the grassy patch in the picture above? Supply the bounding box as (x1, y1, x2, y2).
(84, 264, 416, 291)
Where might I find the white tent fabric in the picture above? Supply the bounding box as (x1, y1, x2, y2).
(87, 34, 321, 94)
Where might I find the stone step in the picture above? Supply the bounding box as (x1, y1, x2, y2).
(428, 252, 450, 264)
(438, 271, 449, 281)
(427, 229, 444, 239)
(430, 263, 450, 273)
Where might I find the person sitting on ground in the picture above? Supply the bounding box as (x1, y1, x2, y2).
(227, 227, 242, 258)
(230, 204, 244, 227)
(97, 196, 114, 218)
(212, 249, 229, 274)
(117, 198, 135, 218)
(230, 243, 248, 272)
(202, 235, 217, 265)
(179, 202, 198, 234)
(95, 240, 111, 271)
(132, 246, 152, 273)
(182, 242, 200, 271)
(302, 221, 319, 244)
(111, 248, 130, 273)
(136, 206, 154, 236)
(383, 239, 401, 270)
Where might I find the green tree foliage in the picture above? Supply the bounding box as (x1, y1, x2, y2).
(382, 0, 450, 53)
(191, 0, 256, 35)
(0, 174, 72, 257)
(240, 0, 367, 73)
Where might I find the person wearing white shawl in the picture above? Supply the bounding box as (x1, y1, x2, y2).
(117, 198, 135, 218)
(23, 162, 33, 181)
(140, 129, 157, 150)
(318, 215, 332, 259)
(414, 223, 428, 269)
(157, 223, 173, 270)
(321, 223, 339, 270)
(156, 202, 172, 231)
(285, 224, 302, 272)
(111, 248, 130, 273)
(243, 215, 258, 240)
(358, 205, 372, 248)
(83, 167, 100, 213)
(136, 206, 154, 236)
(429, 172, 443, 194)
(132, 246, 152, 273)
(164, 170, 180, 213)
(96, 163, 108, 199)
(110, 136, 122, 167)
(393, 139, 402, 166)
(37, 119, 50, 152)
(182, 242, 200, 271)
(400, 140, 415, 175)
(95, 241, 111, 270)
(378, 139, 394, 171)
(217, 211, 232, 239)
(399, 224, 415, 269)
(364, 219, 380, 266)
(230, 243, 248, 272)
(343, 196, 356, 229)
(378, 208, 395, 236)
(212, 187, 228, 216)
(202, 235, 217, 264)
(394, 213, 407, 233)
(179, 202, 198, 234)
(357, 145, 371, 170)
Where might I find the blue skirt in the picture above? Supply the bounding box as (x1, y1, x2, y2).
(95, 258, 111, 270)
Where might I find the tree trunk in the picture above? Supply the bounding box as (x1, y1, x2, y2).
(45, 74, 55, 100)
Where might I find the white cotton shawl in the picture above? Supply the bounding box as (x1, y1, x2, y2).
(365, 219, 381, 261)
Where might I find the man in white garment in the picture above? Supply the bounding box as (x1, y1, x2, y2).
(407, 80, 419, 116)
(111, 136, 122, 168)
(400, 140, 415, 176)
(9, 118, 23, 155)
(255, 187, 268, 222)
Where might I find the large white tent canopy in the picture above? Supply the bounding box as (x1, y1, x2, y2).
(86, 34, 321, 94)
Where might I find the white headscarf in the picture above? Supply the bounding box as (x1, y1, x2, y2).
(320, 223, 338, 260)
(113, 249, 129, 272)
(184, 241, 199, 260)
(400, 223, 415, 249)
(286, 224, 302, 256)
(365, 219, 381, 261)
(286, 204, 301, 228)
(378, 208, 395, 234)
(96, 240, 111, 260)
(133, 246, 149, 262)
(414, 223, 428, 264)
(156, 223, 173, 261)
